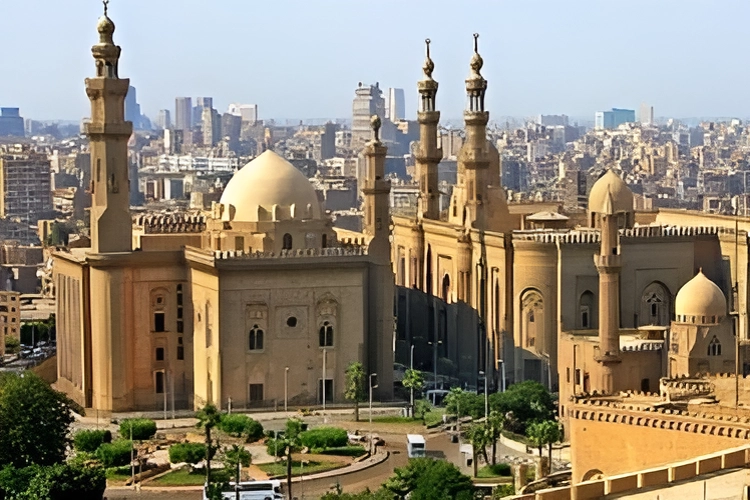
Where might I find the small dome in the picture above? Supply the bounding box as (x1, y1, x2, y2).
(97, 15, 115, 35)
(675, 271, 727, 324)
(589, 170, 633, 214)
(219, 150, 323, 223)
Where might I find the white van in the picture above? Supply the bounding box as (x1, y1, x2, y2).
(407, 434, 426, 458)
(203, 480, 285, 500)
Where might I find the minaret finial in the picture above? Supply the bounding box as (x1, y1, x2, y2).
(370, 115, 381, 142)
(422, 38, 435, 80)
(473, 33, 479, 53)
(469, 33, 484, 79)
(103, 0, 109, 16)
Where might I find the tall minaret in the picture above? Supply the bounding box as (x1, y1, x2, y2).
(415, 39, 442, 221)
(457, 34, 490, 228)
(362, 115, 391, 261)
(593, 190, 622, 393)
(85, 0, 133, 254)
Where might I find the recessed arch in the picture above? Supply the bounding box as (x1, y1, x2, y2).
(579, 290, 596, 329)
(441, 274, 451, 303)
(640, 281, 671, 326)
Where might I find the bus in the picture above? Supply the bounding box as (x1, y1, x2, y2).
(203, 480, 285, 500)
(407, 434, 426, 458)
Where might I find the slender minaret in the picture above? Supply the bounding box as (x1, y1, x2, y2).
(416, 39, 442, 221)
(85, 0, 133, 254)
(362, 115, 391, 262)
(458, 34, 490, 228)
(593, 190, 622, 393)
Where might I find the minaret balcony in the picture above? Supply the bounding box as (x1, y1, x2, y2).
(594, 254, 622, 269)
(84, 122, 133, 137)
(417, 111, 440, 124)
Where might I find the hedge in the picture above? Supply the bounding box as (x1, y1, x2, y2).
(73, 430, 112, 453)
(218, 414, 264, 442)
(299, 427, 348, 450)
(95, 440, 133, 467)
(119, 418, 157, 441)
(168, 443, 206, 464)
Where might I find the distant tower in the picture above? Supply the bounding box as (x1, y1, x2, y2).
(589, 170, 634, 393)
(415, 39, 442, 221)
(85, 0, 133, 253)
(457, 34, 490, 229)
(362, 115, 390, 261)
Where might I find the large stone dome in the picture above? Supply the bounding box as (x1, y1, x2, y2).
(675, 271, 727, 324)
(589, 170, 634, 214)
(219, 150, 323, 223)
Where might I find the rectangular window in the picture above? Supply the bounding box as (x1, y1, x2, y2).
(177, 320, 184, 333)
(177, 308, 183, 319)
(154, 312, 166, 332)
(177, 337, 184, 360)
(318, 379, 334, 404)
(575, 369, 581, 386)
(155, 371, 164, 394)
(566, 367, 570, 383)
(155, 347, 165, 361)
(235, 236, 244, 251)
(249, 384, 264, 403)
(177, 294, 183, 306)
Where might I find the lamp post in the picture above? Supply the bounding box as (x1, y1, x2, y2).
(369, 373, 378, 454)
(322, 349, 328, 423)
(498, 359, 506, 392)
(284, 366, 289, 413)
(479, 370, 488, 420)
(410, 344, 415, 416)
(428, 340, 443, 390)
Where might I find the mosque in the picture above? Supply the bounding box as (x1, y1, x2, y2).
(54, 6, 750, 424)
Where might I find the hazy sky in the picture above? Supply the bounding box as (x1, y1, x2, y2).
(2, 0, 748, 122)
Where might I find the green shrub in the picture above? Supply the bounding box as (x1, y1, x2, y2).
(320, 445, 367, 457)
(299, 427, 348, 450)
(119, 418, 157, 440)
(266, 437, 286, 458)
(169, 442, 206, 464)
(488, 463, 511, 476)
(73, 429, 112, 453)
(0, 462, 105, 500)
(95, 440, 133, 467)
(218, 414, 264, 441)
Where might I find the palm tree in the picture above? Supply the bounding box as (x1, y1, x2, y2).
(196, 403, 223, 483)
(465, 424, 490, 477)
(486, 410, 505, 466)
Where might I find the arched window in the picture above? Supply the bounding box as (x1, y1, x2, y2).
(425, 245, 433, 295)
(319, 321, 334, 347)
(708, 336, 721, 356)
(282, 233, 293, 250)
(521, 290, 544, 350)
(322, 234, 327, 248)
(640, 282, 671, 326)
(442, 274, 451, 303)
(249, 325, 264, 351)
(579, 291, 595, 329)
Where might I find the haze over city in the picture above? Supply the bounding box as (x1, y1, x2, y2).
(2, 0, 750, 121)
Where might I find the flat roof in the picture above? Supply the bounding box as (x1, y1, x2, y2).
(406, 434, 425, 444)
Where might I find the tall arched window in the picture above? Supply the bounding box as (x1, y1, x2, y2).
(521, 289, 544, 350)
(640, 282, 671, 326)
(282, 233, 293, 250)
(249, 324, 264, 351)
(708, 336, 721, 356)
(442, 274, 451, 303)
(319, 321, 334, 347)
(579, 291, 595, 329)
(426, 245, 433, 295)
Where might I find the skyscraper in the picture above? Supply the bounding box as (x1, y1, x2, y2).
(228, 103, 258, 123)
(595, 108, 635, 130)
(175, 97, 192, 131)
(124, 86, 141, 125)
(156, 109, 171, 129)
(0, 108, 24, 137)
(352, 83, 385, 149)
(639, 102, 654, 125)
(387, 88, 405, 122)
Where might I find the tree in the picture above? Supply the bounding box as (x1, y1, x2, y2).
(0, 372, 75, 468)
(486, 410, 505, 466)
(413, 399, 432, 422)
(196, 403, 223, 483)
(489, 381, 554, 434)
(4, 336, 20, 354)
(465, 424, 490, 477)
(445, 388, 484, 420)
(0, 460, 106, 500)
(222, 444, 252, 485)
(401, 369, 424, 416)
(276, 418, 305, 499)
(526, 421, 546, 458)
(385, 458, 474, 500)
(344, 362, 366, 422)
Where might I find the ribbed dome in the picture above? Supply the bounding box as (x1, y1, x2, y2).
(675, 271, 727, 325)
(589, 170, 634, 214)
(219, 150, 323, 223)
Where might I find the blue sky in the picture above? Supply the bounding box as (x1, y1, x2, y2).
(1, 0, 748, 121)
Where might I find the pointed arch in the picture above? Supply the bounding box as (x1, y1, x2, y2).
(441, 274, 451, 303)
(520, 288, 544, 350)
(426, 245, 433, 295)
(579, 290, 596, 329)
(640, 281, 671, 326)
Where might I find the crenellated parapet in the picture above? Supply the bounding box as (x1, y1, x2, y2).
(133, 213, 206, 234)
(213, 246, 368, 261)
(512, 225, 734, 244)
(660, 376, 714, 400)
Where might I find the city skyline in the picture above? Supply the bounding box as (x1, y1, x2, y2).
(2, 0, 749, 122)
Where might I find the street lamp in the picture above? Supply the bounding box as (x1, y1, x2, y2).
(410, 344, 415, 415)
(428, 340, 443, 390)
(479, 370, 488, 420)
(497, 359, 506, 392)
(284, 366, 289, 413)
(322, 349, 328, 423)
(369, 373, 378, 454)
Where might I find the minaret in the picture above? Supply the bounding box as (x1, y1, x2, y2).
(458, 34, 490, 228)
(415, 39, 442, 220)
(85, 0, 133, 254)
(593, 190, 622, 393)
(362, 115, 391, 262)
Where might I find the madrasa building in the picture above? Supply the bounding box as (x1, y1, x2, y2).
(53, 8, 394, 412)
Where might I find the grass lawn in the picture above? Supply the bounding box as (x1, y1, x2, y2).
(257, 460, 344, 478)
(423, 409, 445, 427)
(319, 445, 368, 458)
(476, 464, 512, 478)
(150, 468, 230, 486)
(106, 466, 133, 484)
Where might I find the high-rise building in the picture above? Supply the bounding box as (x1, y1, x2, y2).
(124, 86, 141, 125)
(228, 103, 258, 123)
(193, 97, 214, 128)
(320, 122, 337, 160)
(202, 107, 220, 147)
(175, 97, 192, 131)
(387, 88, 405, 122)
(595, 108, 635, 130)
(352, 82, 385, 149)
(156, 109, 171, 129)
(221, 113, 241, 151)
(639, 102, 654, 125)
(537, 114, 569, 127)
(0, 108, 25, 137)
(0, 150, 52, 223)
